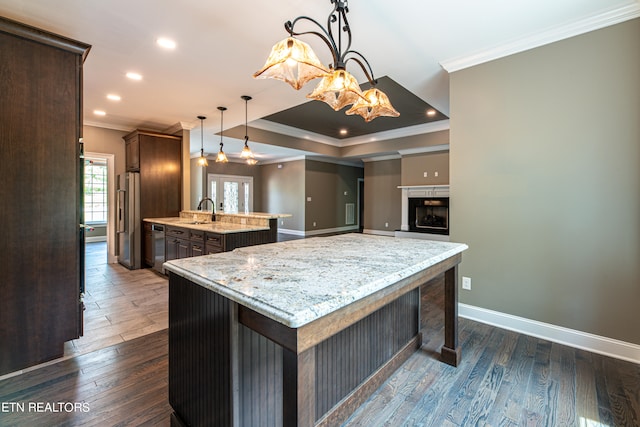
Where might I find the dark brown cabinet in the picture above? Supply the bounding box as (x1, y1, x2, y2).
(124, 130, 182, 266)
(165, 226, 190, 261)
(143, 222, 154, 266)
(206, 233, 225, 254)
(0, 17, 90, 375)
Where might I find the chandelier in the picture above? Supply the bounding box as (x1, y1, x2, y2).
(253, 0, 399, 122)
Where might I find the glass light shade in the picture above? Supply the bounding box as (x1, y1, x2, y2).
(215, 146, 228, 163)
(253, 37, 328, 90)
(346, 88, 400, 122)
(240, 141, 253, 159)
(307, 69, 365, 111)
(197, 151, 209, 167)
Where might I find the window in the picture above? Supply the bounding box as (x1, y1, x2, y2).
(84, 159, 108, 223)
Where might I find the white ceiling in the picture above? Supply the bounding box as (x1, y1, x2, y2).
(1, 0, 638, 161)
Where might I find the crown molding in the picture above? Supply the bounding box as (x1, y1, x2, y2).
(341, 120, 450, 146)
(362, 154, 401, 163)
(398, 144, 450, 156)
(440, 2, 640, 73)
(251, 119, 342, 146)
(83, 120, 133, 132)
(251, 118, 451, 147)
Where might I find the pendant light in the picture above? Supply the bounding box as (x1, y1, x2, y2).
(253, 0, 399, 121)
(240, 95, 256, 164)
(215, 106, 229, 163)
(196, 115, 208, 167)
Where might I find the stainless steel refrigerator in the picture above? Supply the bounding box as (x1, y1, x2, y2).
(117, 172, 141, 269)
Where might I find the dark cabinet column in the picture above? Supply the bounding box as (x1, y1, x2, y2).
(0, 17, 90, 375)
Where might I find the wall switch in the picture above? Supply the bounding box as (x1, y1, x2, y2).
(385, 222, 389, 228)
(423, 172, 428, 178)
(434, 171, 439, 177)
(307, 197, 312, 202)
(313, 221, 317, 227)
(462, 276, 471, 290)
(281, 220, 284, 226)
(344, 191, 348, 196)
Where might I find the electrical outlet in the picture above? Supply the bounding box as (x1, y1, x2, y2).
(307, 197, 312, 202)
(313, 221, 316, 227)
(344, 191, 348, 196)
(462, 276, 471, 290)
(385, 222, 389, 228)
(423, 172, 428, 178)
(434, 171, 439, 177)
(281, 220, 284, 226)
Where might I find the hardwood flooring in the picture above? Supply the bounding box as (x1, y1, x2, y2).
(65, 242, 169, 358)
(1, 241, 638, 426)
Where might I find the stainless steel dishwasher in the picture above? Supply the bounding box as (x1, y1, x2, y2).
(151, 224, 166, 274)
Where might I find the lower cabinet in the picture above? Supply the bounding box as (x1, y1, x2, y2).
(165, 225, 226, 260)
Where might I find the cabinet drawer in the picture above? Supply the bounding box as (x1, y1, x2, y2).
(206, 244, 223, 255)
(166, 226, 188, 238)
(190, 229, 205, 242)
(205, 232, 224, 250)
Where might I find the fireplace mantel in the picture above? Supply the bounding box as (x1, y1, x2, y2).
(397, 185, 450, 240)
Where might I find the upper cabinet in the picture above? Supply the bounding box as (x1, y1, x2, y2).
(125, 132, 141, 171)
(123, 130, 182, 218)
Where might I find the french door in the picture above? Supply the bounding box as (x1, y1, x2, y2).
(207, 174, 253, 213)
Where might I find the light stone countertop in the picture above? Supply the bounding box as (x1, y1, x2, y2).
(144, 217, 269, 234)
(164, 233, 468, 328)
(181, 210, 292, 219)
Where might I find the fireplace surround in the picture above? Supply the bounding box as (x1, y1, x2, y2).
(398, 185, 450, 241)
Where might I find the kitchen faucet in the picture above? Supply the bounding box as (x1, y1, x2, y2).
(196, 197, 216, 221)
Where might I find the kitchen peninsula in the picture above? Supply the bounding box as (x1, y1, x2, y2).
(165, 234, 468, 427)
(144, 211, 291, 265)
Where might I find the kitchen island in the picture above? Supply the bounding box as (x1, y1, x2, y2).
(165, 234, 468, 427)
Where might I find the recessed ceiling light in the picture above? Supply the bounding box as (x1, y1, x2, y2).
(126, 72, 143, 81)
(339, 129, 348, 135)
(94, 110, 106, 116)
(426, 109, 436, 116)
(107, 94, 121, 101)
(156, 38, 176, 49)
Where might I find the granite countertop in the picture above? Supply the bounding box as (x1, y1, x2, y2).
(181, 210, 292, 219)
(144, 217, 269, 234)
(164, 233, 468, 328)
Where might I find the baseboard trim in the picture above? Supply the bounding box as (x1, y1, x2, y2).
(362, 229, 396, 237)
(304, 225, 360, 237)
(278, 225, 360, 237)
(85, 236, 107, 243)
(277, 228, 305, 236)
(459, 303, 640, 364)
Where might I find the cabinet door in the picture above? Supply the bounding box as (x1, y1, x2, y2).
(125, 136, 140, 171)
(177, 238, 190, 259)
(166, 238, 179, 261)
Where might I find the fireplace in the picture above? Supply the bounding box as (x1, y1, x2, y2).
(408, 197, 449, 235)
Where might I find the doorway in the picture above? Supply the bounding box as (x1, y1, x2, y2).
(84, 152, 116, 263)
(207, 173, 254, 213)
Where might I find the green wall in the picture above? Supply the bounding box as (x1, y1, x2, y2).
(450, 18, 640, 344)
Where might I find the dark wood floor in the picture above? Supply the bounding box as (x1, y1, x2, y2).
(1, 243, 638, 426)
